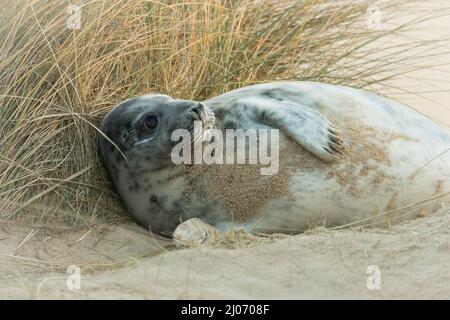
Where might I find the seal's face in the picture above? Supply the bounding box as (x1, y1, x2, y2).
(99, 94, 214, 173)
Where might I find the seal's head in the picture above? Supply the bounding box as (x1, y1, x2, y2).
(99, 94, 214, 173)
(99, 94, 215, 234)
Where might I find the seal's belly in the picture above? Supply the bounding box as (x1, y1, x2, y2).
(189, 117, 449, 233)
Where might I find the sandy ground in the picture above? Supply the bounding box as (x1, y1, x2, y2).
(1, 207, 449, 299)
(1, 1, 450, 299)
(379, 1, 450, 130)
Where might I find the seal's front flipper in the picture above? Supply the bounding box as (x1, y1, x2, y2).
(244, 98, 344, 162)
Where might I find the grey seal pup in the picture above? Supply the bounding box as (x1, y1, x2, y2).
(99, 82, 450, 235)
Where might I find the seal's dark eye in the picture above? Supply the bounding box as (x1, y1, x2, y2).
(143, 115, 158, 130)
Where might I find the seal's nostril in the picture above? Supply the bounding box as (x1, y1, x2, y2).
(189, 105, 203, 120)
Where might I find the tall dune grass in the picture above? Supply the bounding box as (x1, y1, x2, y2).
(0, 0, 448, 226)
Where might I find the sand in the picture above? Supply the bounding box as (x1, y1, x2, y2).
(1, 1, 450, 299)
(0, 207, 449, 299)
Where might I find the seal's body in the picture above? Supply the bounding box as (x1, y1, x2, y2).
(99, 82, 450, 235)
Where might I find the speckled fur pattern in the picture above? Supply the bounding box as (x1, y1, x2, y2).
(99, 82, 450, 235)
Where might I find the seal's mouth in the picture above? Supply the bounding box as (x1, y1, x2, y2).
(192, 103, 215, 129)
(190, 103, 215, 143)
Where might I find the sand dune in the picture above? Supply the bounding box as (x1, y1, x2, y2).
(1, 208, 449, 299)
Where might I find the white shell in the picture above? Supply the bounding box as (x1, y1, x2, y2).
(173, 218, 223, 247)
